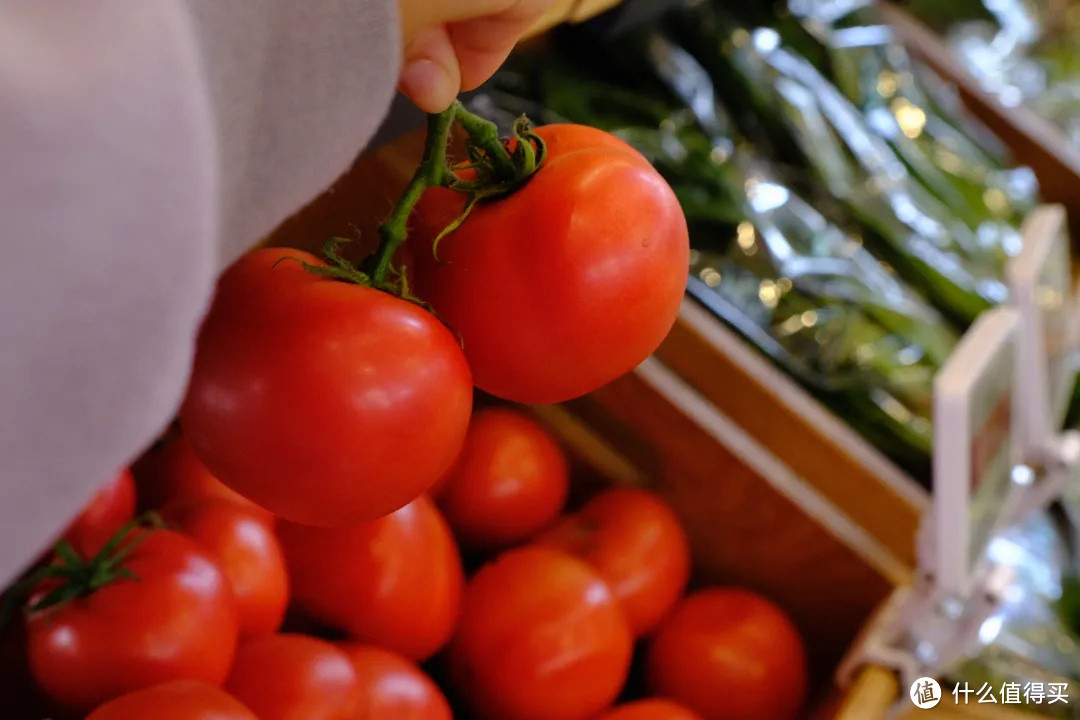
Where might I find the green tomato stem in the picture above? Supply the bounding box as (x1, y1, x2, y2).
(370, 99, 539, 288)
(372, 106, 458, 286)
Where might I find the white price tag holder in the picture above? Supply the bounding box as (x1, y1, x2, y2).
(1007, 204, 1077, 462)
(930, 307, 1020, 599)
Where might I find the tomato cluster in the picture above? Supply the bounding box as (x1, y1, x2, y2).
(4, 406, 807, 720)
(176, 124, 688, 529)
(3, 120, 802, 719)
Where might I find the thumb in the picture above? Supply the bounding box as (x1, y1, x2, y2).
(399, 25, 462, 114)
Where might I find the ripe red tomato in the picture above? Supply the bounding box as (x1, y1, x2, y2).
(26, 529, 239, 714)
(278, 495, 463, 661)
(598, 700, 704, 720)
(163, 498, 289, 638)
(133, 433, 273, 523)
(536, 488, 690, 636)
(409, 124, 690, 404)
(436, 407, 568, 551)
(646, 588, 808, 720)
(448, 546, 633, 720)
(86, 681, 257, 720)
(339, 643, 452, 720)
(62, 469, 136, 556)
(181, 247, 473, 526)
(225, 634, 360, 720)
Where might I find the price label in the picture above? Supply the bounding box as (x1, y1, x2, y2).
(1007, 204, 1076, 461)
(932, 308, 1018, 596)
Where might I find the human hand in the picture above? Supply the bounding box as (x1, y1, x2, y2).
(397, 0, 554, 113)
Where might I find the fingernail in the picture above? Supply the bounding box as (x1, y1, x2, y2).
(399, 58, 454, 113)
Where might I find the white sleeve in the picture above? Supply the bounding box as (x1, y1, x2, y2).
(0, 0, 400, 583)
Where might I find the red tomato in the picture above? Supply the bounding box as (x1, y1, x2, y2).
(62, 469, 136, 556)
(448, 546, 633, 720)
(536, 488, 690, 636)
(409, 124, 689, 404)
(225, 634, 360, 720)
(133, 433, 273, 523)
(436, 407, 568, 551)
(26, 529, 239, 714)
(181, 248, 473, 526)
(163, 498, 289, 638)
(86, 681, 257, 720)
(339, 643, 452, 720)
(597, 700, 704, 720)
(646, 589, 808, 720)
(278, 495, 463, 661)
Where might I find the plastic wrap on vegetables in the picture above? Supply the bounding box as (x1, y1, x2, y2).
(479, 38, 961, 476)
(908, 0, 1080, 147)
(940, 513, 1080, 716)
(667, 3, 1010, 325)
(785, 0, 1038, 228)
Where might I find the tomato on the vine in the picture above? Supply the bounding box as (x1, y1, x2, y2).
(409, 123, 689, 404)
(436, 407, 568, 551)
(133, 433, 273, 523)
(62, 469, 136, 557)
(536, 488, 690, 636)
(448, 546, 633, 720)
(278, 495, 463, 661)
(598, 700, 704, 720)
(180, 247, 473, 526)
(163, 498, 288, 638)
(86, 681, 257, 720)
(646, 588, 808, 720)
(225, 634, 359, 720)
(340, 643, 452, 720)
(26, 529, 239, 714)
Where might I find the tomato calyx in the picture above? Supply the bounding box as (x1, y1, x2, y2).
(291, 99, 543, 305)
(0, 513, 163, 628)
(368, 100, 545, 290)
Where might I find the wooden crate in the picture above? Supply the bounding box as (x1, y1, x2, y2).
(263, 125, 911, 716)
(263, 92, 1065, 720)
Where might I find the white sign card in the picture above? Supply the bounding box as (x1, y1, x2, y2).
(932, 307, 1018, 597)
(1007, 204, 1076, 461)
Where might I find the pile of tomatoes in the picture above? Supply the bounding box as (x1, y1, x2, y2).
(3, 122, 804, 719)
(3, 406, 808, 720)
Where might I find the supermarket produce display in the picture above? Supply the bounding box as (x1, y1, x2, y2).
(473, 0, 1043, 479)
(6, 1, 1080, 719)
(1, 409, 811, 720)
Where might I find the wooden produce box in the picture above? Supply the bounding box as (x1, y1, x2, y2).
(267, 127, 902, 716)
(264, 85, 1071, 720)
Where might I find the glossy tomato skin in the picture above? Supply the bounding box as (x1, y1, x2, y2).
(181, 248, 473, 526)
(646, 589, 808, 720)
(163, 498, 289, 638)
(339, 643, 452, 720)
(409, 124, 689, 404)
(536, 488, 690, 636)
(278, 495, 463, 661)
(448, 546, 633, 720)
(26, 530, 239, 714)
(225, 634, 359, 720)
(63, 469, 136, 557)
(133, 433, 273, 523)
(597, 699, 705, 720)
(436, 407, 568, 551)
(86, 681, 257, 720)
